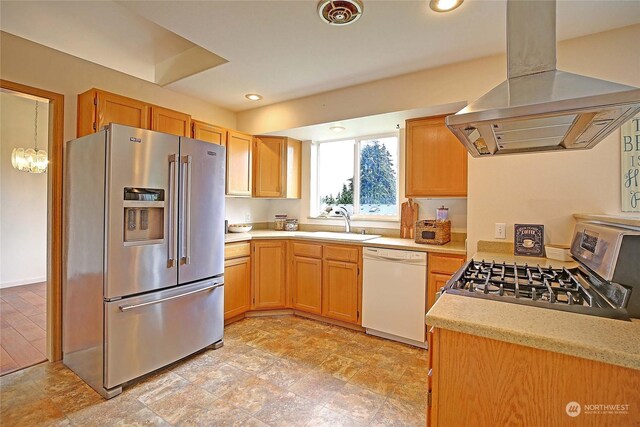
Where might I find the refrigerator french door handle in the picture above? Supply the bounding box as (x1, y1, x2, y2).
(117, 280, 223, 312)
(180, 155, 193, 265)
(167, 154, 178, 268)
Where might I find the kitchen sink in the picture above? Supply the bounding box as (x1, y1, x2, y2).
(304, 231, 381, 242)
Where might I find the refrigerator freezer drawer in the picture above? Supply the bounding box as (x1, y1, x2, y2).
(104, 279, 224, 389)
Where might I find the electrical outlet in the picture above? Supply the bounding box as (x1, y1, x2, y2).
(244, 213, 252, 223)
(495, 223, 506, 239)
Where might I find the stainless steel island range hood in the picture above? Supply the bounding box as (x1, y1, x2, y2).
(446, 0, 640, 157)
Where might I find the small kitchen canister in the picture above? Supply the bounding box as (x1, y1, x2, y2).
(285, 219, 299, 232)
(436, 206, 449, 222)
(274, 214, 287, 231)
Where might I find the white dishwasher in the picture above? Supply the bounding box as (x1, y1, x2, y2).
(362, 247, 427, 348)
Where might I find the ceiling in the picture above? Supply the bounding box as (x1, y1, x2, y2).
(1, 1, 639, 112)
(266, 101, 467, 141)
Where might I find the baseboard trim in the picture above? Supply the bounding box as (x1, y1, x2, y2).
(294, 311, 365, 332)
(245, 309, 294, 318)
(0, 277, 46, 289)
(226, 309, 365, 333)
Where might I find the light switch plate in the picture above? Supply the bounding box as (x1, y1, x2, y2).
(495, 223, 506, 239)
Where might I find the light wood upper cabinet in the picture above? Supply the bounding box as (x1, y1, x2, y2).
(253, 136, 301, 199)
(252, 241, 286, 309)
(77, 89, 150, 137)
(406, 115, 468, 197)
(322, 260, 359, 324)
(150, 106, 191, 137)
(224, 256, 251, 320)
(292, 256, 323, 315)
(227, 130, 253, 196)
(192, 120, 227, 146)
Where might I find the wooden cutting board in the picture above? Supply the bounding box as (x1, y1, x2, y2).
(400, 198, 419, 239)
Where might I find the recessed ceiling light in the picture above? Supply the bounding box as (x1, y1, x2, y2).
(245, 94, 262, 101)
(329, 125, 346, 133)
(429, 0, 463, 12)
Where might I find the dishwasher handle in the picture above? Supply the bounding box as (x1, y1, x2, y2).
(363, 248, 426, 265)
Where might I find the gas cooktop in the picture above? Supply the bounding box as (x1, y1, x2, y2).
(445, 259, 631, 320)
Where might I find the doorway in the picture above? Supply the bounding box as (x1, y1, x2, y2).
(0, 80, 64, 375)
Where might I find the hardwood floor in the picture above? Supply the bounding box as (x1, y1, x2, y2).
(0, 282, 47, 376)
(0, 316, 428, 426)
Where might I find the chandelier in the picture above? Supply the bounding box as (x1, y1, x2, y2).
(11, 100, 48, 173)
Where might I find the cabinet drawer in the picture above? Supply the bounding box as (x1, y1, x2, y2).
(324, 245, 359, 263)
(429, 253, 465, 274)
(225, 242, 251, 260)
(292, 242, 322, 258)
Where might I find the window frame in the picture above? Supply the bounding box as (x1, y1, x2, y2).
(313, 132, 400, 221)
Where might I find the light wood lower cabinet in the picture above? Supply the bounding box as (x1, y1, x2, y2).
(427, 253, 465, 311)
(252, 240, 286, 309)
(428, 328, 640, 427)
(287, 241, 361, 324)
(291, 256, 323, 315)
(223, 256, 251, 320)
(322, 260, 359, 324)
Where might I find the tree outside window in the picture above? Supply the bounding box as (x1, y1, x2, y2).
(317, 135, 398, 218)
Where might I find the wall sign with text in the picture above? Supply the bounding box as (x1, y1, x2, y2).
(622, 114, 640, 212)
(514, 224, 545, 257)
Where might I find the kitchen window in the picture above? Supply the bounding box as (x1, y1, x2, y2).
(314, 134, 399, 219)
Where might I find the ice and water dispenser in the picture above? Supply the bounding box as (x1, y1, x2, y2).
(123, 188, 165, 245)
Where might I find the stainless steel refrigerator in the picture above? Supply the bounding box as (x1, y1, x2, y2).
(63, 124, 225, 398)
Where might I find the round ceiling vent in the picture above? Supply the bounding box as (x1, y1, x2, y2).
(318, 0, 364, 26)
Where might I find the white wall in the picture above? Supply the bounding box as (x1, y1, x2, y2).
(238, 25, 640, 253)
(0, 92, 48, 287)
(0, 31, 236, 145)
(225, 197, 272, 224)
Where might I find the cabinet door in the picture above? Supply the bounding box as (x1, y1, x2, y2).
(322, 260, 359, 323)
(253, 136, 285, 198)
(252, 241, 286, 309)
(226, 130, 253, 196)
(95, 90, 150, 134)
(427, 272, 452, 312)
(406, 115, 468, 197)
(292, 256, 322, 314)
(192, 121, 227, 146)
(151, 106, 191, 137)
(224, 257, 251, 320)
(285, 138, 302, 199)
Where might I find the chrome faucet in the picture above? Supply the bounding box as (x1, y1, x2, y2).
(334, 207, 351, 233)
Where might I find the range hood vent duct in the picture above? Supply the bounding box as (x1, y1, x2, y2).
(446, 0, 640, 157)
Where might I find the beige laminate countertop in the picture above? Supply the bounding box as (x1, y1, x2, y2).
(426, 251, 640, 370)
(224, 230, 467, 255)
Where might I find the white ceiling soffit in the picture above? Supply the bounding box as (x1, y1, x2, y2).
(0, 0, 227, 86)
(267, 101, 467, 142)
(2, 1, 639, 112)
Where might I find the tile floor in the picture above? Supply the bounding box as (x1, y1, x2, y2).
(0, 315, 428, 426)
(0, 282, 47, 376)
